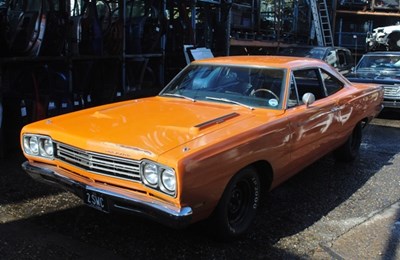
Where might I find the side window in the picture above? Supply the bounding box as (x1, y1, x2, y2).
(293, 69, 326, 101)
(320, 69, 344, 96)
(337, 51, 346, 67)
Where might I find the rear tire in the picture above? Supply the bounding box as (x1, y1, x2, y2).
(334, 122, 362, 162)
(210, 167, 260, 241)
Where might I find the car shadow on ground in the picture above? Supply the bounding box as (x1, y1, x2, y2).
(0, 123, 399, 259)
(0, 152, 64, 205)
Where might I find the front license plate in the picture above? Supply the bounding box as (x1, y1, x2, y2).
(84, 189, 109, 213)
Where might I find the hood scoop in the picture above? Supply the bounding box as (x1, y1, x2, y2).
(193, 112, 240, 131)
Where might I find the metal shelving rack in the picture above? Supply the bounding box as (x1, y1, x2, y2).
(0, 0, 169, 156)
(333, 0, 400, 52)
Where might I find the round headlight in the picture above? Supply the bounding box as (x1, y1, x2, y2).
(161, 169, 176, 192)
(23, 137, 32, 154)
(41, 139, 54, 157)
(143, 163, 158, 185)
(29, 136, 39, 155)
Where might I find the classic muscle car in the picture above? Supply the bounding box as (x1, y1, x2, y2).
(21, 56, 384, 240)
(346, 52, 400, 109)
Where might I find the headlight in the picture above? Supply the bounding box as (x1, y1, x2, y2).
(22, 135, 54, 159)
(143, 163, 158, 186)
(40, 139, 54, 157)
(141, 160, 176, 196)
(25, 136, 39, 155)
(161, 169, 176, 193)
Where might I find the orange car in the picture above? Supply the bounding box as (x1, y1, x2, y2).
(20, 56, 383, 239)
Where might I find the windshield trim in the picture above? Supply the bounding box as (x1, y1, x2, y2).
(160, 93, 196, 102)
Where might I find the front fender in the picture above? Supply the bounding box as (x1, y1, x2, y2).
(173, 121, 291, 222)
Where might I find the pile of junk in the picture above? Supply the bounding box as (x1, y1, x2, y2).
(1, 0, 217, 155)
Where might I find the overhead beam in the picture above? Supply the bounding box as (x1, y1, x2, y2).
(336, 10, 400, 17)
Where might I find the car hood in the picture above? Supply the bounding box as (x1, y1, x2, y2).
(377, 25, 400, 33)
(347, 69, 400, 84)
(23, 97, 280, 159)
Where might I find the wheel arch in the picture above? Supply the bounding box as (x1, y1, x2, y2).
(247, 160, 274, 197)
(214, 160, 274, 207)
(388, 30, 400, 38)
(387, 31, 400, 50)
(207, 160, 274, 239)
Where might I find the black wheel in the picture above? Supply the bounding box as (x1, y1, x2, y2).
(388, 32, 400, 51)
(210, 167, 260, 240)
(334, 122, 362, 162)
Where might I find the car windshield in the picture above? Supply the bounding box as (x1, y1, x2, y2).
(356, 55, 400, 71)
(159, 64, 286, 109)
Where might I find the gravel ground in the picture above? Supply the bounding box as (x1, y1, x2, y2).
(0, 111, 399, 259)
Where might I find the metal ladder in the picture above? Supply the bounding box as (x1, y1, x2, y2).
(309, 0, 334, 46)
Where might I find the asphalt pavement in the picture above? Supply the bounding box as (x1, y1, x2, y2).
(0, 112, 399, 259)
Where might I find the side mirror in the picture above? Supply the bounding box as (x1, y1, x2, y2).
(302, 93, 315, 107)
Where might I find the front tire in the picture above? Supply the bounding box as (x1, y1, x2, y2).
(210, 167, 261, 240)
(388, 32, 400, 51)
(334, 122, 362, 162)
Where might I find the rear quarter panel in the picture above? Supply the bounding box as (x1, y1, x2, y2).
(335, 82, 383, 140)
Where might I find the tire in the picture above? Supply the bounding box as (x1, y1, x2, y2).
(210, 167, 261, 240)
(388, 32, 400, 51)
(334, 123, 362, 162)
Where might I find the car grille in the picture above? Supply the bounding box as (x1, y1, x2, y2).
(55, 142, 142, 182)
(383, 85, 400, 98)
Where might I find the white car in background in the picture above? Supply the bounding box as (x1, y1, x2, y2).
(366, 23, 400, 51)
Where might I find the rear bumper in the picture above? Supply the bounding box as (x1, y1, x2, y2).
(22, 161, 193, 228)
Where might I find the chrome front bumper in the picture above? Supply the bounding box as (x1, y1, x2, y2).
(22, 161, 193, 228)
(383, 100, 400, 108)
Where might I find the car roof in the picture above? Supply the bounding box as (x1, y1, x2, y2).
(192, 55, 325, 69)
(280, 46, 327, 50)
(279, 45, 350, 51)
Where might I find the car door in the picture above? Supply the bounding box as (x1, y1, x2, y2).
(322, 69, 358, 141)
(284, 68, 341, 171)
(336, 49, 354, 75)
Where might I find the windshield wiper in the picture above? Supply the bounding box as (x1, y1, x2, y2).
(205, 97, 254, 110)
(161, 93, 196, 102)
